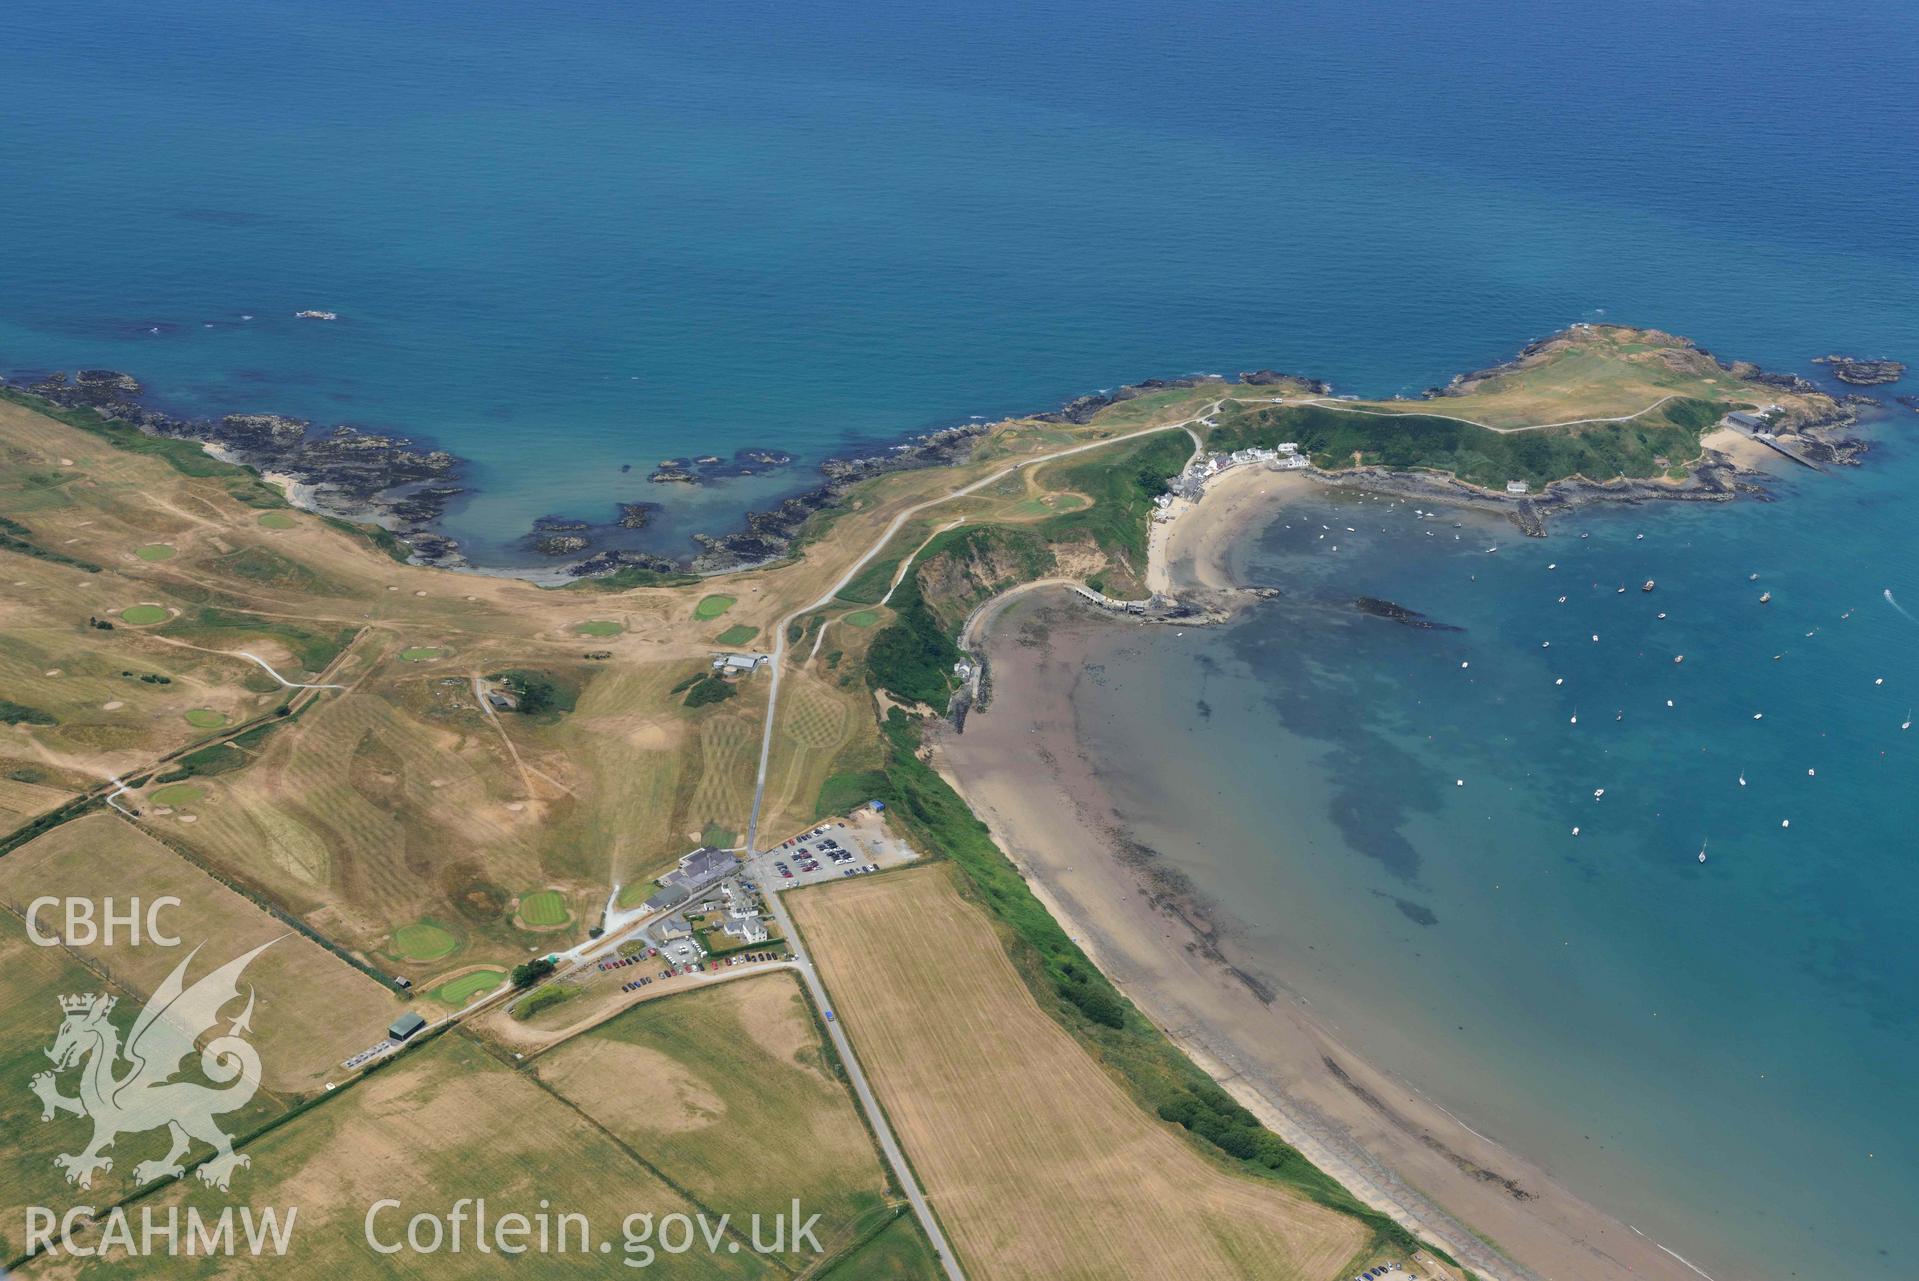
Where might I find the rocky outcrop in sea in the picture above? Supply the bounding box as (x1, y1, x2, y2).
(1813, 355, 1907, 386)
(687, 421, 990, 572)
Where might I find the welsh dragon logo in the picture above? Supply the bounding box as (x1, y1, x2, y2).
(30, 939, 277, 1192)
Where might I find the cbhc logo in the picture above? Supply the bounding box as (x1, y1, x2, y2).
(25, 897, 183, 947)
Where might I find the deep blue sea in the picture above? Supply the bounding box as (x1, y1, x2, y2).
(4, 2, 1916, 1275)
(3, 0, 1916, 565)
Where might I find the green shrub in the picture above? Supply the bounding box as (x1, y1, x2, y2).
(864, 576, 960, 706)
(682, 674, 737, 707)
(487, 669, 579, 717)
(509, 957, 556, 988)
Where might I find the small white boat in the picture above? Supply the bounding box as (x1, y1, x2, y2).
(1570, 708, 1579, 725)
(1760, 592, 1772, 604)
(1593, 787, 1605, 799)
(1698, 840, 1707, 864)
(294, 309, 339, 321)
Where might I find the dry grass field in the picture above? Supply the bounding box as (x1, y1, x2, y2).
(790, 865, 1370, 1281)
(0, 814, 399, 1093)
(533, 972, 899, 1260)
(21, 1033, 781, 1280)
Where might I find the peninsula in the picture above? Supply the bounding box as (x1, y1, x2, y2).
(0, 325, 1867, 1280)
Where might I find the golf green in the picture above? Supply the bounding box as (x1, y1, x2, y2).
(574, 619, 622, 637)
(183, 708, 228, 729)
(518, 890, 569, 927)
(432, 969, 505, 1005)
(257, 511, 298, 529)
(694, 594, 736, 620)
(399, 646, 446, 662)
(843, 610, 881, 627)
(715, 624, 759, 646)
(390, 921, 458, 962)
(134, 544, 176, 561)
(119, 605, 168, 625)
(150, 783, 206, 807)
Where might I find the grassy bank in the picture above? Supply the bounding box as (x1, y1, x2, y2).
(1207, 396, 1730, 488)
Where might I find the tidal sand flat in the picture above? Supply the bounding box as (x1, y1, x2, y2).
(940, 421, 1919, 1280)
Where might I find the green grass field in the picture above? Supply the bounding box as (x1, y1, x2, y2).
(150, 782, 206, 807)
(694, 593, 737, 619)
(715, 623, 759, 646)
(398, 645, 446, 661)
(182, 707, 228, 728)
(432, 968, 506, 1005)
(518, 888, 569, 927)
(133, 542, 176, 561)
(844, 609, 881, 627)
(574, 619, 622, 637)
(118, 603, 168, 625)
(818, 1212, 942, 1280)
(390, 919, 459, 962)
(257, 510, 298, 529)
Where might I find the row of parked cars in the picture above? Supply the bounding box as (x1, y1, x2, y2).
(598, 948, 658, 972)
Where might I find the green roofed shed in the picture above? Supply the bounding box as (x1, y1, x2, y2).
(388, 1012, 428, 1042)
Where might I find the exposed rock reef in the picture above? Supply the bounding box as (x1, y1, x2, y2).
(1813, 355, 1907, 386)
(527, 517, 590, 557)
(687, 422, 990, 572)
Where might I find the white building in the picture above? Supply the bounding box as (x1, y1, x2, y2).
(722, 908, 769, 945)
(1276, 442, 1299, 455)
(1505, 480, 1530, 495)
(713, 653, 769, 674)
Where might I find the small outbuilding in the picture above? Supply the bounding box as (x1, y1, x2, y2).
(388, 1011, 428, 1042)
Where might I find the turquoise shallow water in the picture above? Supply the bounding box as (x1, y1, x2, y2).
(3, 3, 1917, 1274)
(1073, 432, 1919, 1279)
(2, 0, 1916, 564)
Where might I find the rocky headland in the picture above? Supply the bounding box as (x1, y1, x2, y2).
(14, 368, 464, 547)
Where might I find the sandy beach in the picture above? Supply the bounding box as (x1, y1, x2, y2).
(936, 470, 1714, 1281)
